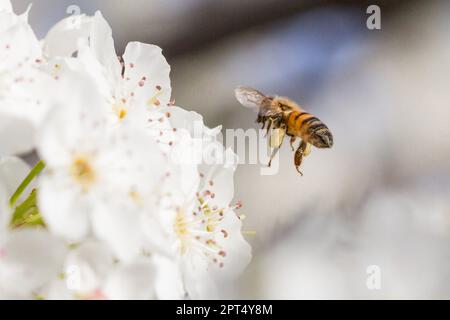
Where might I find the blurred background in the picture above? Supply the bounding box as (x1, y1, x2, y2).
(14, 0, 450, 299)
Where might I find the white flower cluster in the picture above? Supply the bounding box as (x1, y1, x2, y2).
(0, 0, 251, 299)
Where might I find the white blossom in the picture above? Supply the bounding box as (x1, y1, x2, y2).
(36, 73, 166, 262)
(0, 157, 66, 299)
(0, 0, 252, 300)
(0, 3, 53, 155)
(43, 11, 171, 125)
(143, 111, 251, 299)
(42, 240, 155, 300)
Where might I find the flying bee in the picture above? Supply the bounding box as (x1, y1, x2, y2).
(235, 86, 333, 175)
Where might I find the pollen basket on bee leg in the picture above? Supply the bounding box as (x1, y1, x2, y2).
(269, 128, 285, 148)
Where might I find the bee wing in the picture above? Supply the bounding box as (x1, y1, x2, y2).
(235, 86, 267, 110)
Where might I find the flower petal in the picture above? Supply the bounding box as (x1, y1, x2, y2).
(43, 11, 121, 86)
(0, 183, 10, 232)
(153, 254, 186, 299)
(98, 123, 167, 195)
(36, 71, 107, 167)
(91, 197, 145, 263)
(0, 156, 32, 202)
(213, 210, 252, 278)
(0, 0, 12, 12)
(44, 240, 115, 300)
(0, 18, 40, 69)
(102, 258, 155, 300)
(42, 14, 92, 58)
(0, 229, 66, 298)
(38, 176, 92, 241)
(89, 11, 122, 85)
(122, 42, 171, 109)
(0, 113, 35, 156)
(63, 240, 114, 294)
(198, 149, 237, 209)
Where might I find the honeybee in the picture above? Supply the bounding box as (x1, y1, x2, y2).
(235, 86, 333, 175)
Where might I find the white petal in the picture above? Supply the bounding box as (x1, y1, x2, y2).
(38, 176, 92, 241)
(91, 197, 145, 263)
(182, 258, 219, 299)
(98, 124, 167, 195)
(42, 15, 93, 58)
(140, 208, 174, 257)
(89, 11, 122, 86)
(198, 156, 236, 209)
(0, 12, 18, 32)
(63, 240, 114, 294)
(43, 12, 121, 88)
(153, 254, 186, 299)
(0, 0, 12, 12)
(36, 72, 107, 167)
(0, 19, 40, 69)
(161, 106, 203, 136)
(0, 156, 31, 202)
(213, 210, 252, 278)
(122, 42, 171, 108)
(102, 259, 155, 300)
(0, 113, 35, 156)
(0, 229, 66, 297)
(43, 240, 115, 300)
(180, 211, 251, 299)
(43, 278, 74, 300)
(0, 183, 10, 232)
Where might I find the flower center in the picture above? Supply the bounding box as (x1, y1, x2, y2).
(70, 156, 95, 189)
(171, 200, 229, 268)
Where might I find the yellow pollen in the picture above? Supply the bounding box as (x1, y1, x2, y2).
(129, 190, 140, 201)
(118, 108, 127, 120)
(174, 210, 189, 255)
(198, 196, 221, 232)
(147, 91, 162, 107)
(70, 157, 95, 189)
(174, 210, 188, 236)
(112, 98, 128, 121)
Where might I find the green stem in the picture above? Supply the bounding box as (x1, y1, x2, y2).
(10, 189, 45, 228)
(9, 160, 46, 208)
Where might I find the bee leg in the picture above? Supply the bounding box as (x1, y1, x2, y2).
(289, 136, 296, 151)
(268, 147, 280, 167)
(261, 116, 268, 130)
(265, 119, 272, 137)
(273, 114, 283, 128)
(268, 129, 285, 167)
(294, 141, 307, 176)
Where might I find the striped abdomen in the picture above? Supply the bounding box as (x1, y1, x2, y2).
(286, 110, 333, 148)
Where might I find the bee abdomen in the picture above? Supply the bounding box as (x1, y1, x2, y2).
(295, 113, 324, 131)
(307, 119, 333, 148)
(306, 119, 328, 133)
